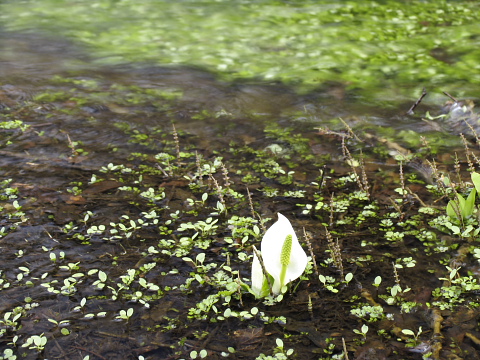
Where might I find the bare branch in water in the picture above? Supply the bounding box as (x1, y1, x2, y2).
(407, 87, 427, 115)
(443, 91, 458, 103)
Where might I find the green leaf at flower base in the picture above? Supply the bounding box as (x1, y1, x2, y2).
(447, 194, 465, 221)
(463, 188, 476, 219)
(447, 188, 476, 221)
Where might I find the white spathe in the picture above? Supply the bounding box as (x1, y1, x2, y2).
(261, 213, 308, 294)
(250, 246, 265, 298)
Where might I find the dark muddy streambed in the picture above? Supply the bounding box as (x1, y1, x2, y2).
(2, 3, 480, 360)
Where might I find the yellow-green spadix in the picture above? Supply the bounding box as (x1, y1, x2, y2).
(259, 213, 308, 295)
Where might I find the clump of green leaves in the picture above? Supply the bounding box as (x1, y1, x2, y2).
(446, 172, 480, 222)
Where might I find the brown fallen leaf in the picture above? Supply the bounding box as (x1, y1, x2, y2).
(60, 194, 86, 205)
(234, 327, 264, 351)
(83, 180, 123, 195)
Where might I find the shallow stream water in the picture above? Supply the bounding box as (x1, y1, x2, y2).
(1, 2, 480, 360)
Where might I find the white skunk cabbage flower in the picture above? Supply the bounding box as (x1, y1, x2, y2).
(260, 213, 308, 295)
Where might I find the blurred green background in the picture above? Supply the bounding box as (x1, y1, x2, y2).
(1, 0, 479, 101)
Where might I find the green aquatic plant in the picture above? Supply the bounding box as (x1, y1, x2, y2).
(446, 187, 476, 222)
(250, 213, 308, 298)
(353, 324, 369, 342)
(21, 334, 47, 352)
(446, 172, 480, 222)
